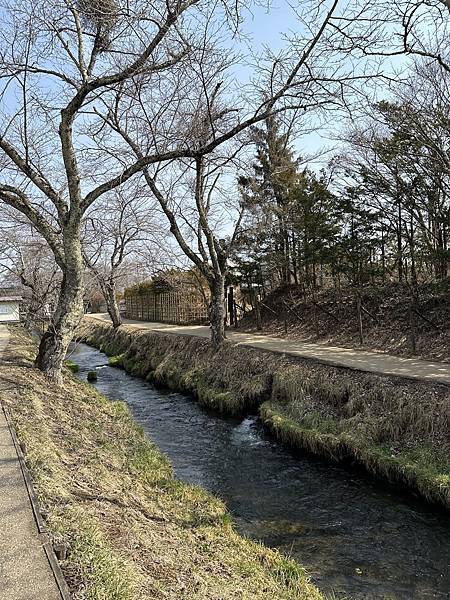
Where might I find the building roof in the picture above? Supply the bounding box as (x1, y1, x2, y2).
(0, 296, 22, 302)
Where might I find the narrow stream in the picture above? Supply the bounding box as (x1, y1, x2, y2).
(71, 343, 450, 600)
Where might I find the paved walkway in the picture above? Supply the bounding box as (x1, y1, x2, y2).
(89, 314, 450, 386)
(0, 325, 8, 355)
(0, 325, 62, 600)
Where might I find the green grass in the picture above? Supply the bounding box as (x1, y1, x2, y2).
(64, 359, 79, 373)
(108, 354, 124, 367)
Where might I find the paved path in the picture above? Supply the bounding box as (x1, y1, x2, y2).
(0, 325, 9, 356)
(89, 314, 450, 386)
(0, 325, 62, 600)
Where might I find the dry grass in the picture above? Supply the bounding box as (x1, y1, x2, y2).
(0, 325, 323, 600)
(78, 318, 450, 509)
(241, 280, 450, 361)
(263, 365, 449, 507)
(79, 321, 273, 414)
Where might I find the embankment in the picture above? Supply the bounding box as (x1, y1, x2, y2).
(1, 325, 322, 600)
(78, 317, 450, 510)
(240, 281, 450, 361)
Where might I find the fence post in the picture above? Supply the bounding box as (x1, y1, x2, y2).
(254, 291, 262, 330)
(283, 302, 288, 335)
(356, 294, 363, 345)
(228, 286, 234, 326)
(409, 303, 417, 355)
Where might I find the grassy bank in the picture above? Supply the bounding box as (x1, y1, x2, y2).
(78, 318, 450, 509)
(1, 325, 322, 600)
(78, 319, 274, 414)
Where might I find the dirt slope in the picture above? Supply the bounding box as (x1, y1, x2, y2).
(240, 281, 450, 361)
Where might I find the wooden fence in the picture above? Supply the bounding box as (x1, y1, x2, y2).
(125, 290, 208, 324)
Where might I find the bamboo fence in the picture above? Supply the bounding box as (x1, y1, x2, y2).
(125, 290, 208, 324)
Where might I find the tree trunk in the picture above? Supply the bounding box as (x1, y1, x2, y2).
(397, 200, 403, 282)
(209, 275, 226, 348)
(35, 231, 84, 381)
(23, 298, 41, 331)
(103, 280, 122, 328)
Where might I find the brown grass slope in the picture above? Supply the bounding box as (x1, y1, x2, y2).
(241, 281, 450, 361)
(0, 325, 322, 600)
(78, 318, 450, 509)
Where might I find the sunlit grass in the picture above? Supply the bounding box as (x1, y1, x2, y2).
(64, 359, 79, 373)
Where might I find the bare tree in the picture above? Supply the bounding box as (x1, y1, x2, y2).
(83, 188, 166, 327)
(1, 0, 431, 376)
(142, 156, 246, 346)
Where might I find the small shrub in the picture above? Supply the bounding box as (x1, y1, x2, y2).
(87, 371, 98, 383)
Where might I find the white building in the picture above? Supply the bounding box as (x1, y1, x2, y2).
(0, 293, 21, 323)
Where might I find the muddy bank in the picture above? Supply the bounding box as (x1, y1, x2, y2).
(240, 281, 450, 361)
(78, 318, 450, 509)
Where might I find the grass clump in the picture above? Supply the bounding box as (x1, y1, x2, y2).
(65, 359, 79, 373)
(87, 370, 98, 382)
(1, 326, 323, 600)
(108, 354, 124, 367)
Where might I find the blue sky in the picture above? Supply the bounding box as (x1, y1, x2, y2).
(231, 2, 347, 165)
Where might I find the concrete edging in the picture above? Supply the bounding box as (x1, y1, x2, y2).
(1, 404, 72, 600)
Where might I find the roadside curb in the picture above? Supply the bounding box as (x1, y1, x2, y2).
(1, 403, 72, 600)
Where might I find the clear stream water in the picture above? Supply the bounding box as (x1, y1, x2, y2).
(71, 343, 450, 600)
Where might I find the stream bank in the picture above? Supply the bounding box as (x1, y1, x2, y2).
(2, 326, 322, 600)
(70, 337, 450, 599)
(78, 318, 450, 509)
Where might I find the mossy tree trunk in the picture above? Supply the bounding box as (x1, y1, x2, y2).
(35, 226, 84, 381)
